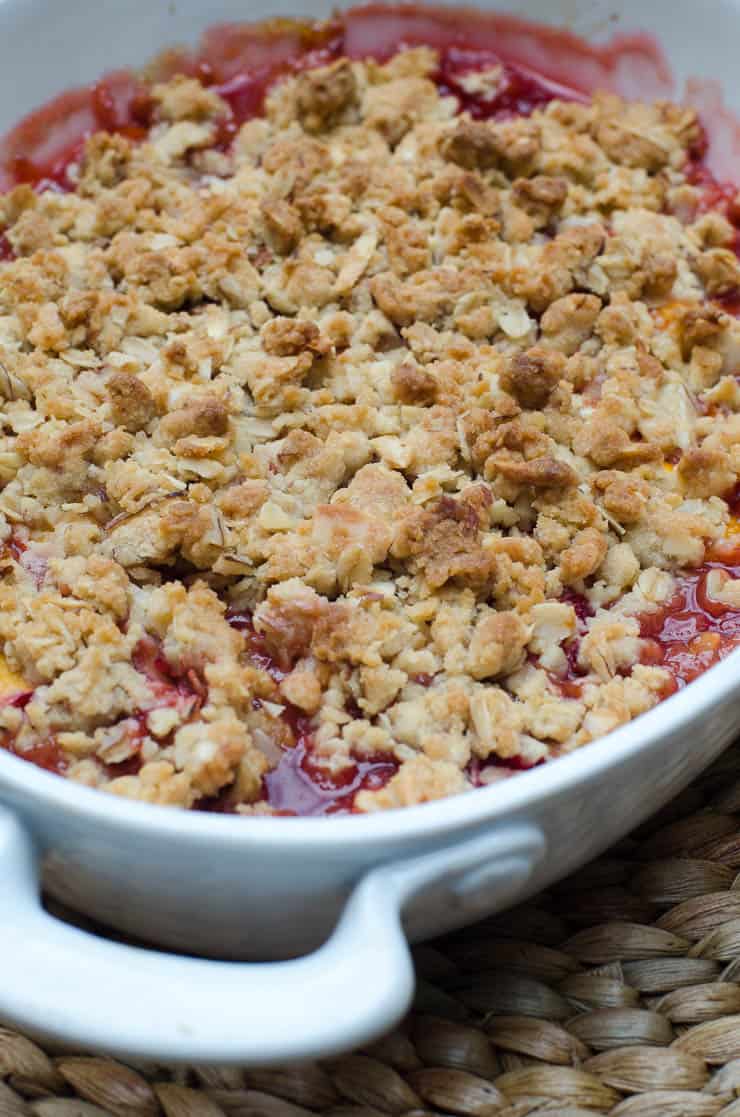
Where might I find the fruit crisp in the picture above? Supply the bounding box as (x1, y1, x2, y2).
(0, 11, 739, 815)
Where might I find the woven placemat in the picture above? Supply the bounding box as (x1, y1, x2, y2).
(8, 744, 740, 1116)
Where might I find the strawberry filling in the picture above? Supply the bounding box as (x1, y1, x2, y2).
(0, 4, 664, 194)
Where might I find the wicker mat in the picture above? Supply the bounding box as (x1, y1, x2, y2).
(9, 745, 740, 1116)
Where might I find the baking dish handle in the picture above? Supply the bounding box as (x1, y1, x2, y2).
(0, 806, 544, 1065)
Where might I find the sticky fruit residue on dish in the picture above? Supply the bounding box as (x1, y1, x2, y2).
(0, 4, 674, 193)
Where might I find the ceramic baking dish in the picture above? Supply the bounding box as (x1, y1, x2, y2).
(0, 0, 739, 1068)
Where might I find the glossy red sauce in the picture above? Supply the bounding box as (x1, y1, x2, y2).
(535, 590, 594, 700)
(101, 731, 148, 779)
(685, 76, 740, 187)
(226, 609, 398, 815)
(0, 685, 67, 773)
(0, 639, 206, 779)
(226, 609, 287, 681)
(0, 71, 150, 192)
(717, 290, 740, 317)
(339, 5, 671, 96)
(411, 672, 435, 687)
(264, 739, 398, 816)
(11, 738, 68, 774)
(1, 690, 32, 710)
(84, 637, 205, 779)
(686, 159, 739, 219)
(436, 50, 585, 119)
(556, 652, 586, 700)
(1, 533, 47, 589)
(3, 532, 26, 563)
(638, 546, 740, 689)
(132, 635, 204, 709)
(468, 750, 545, 787)
(561, 587, 595, 625)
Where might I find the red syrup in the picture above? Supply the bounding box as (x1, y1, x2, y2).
(0, 680, 66, 772)
(97, 710, 160, 781)
(436, 49, 586, 120)
(717, 291, 740, 317)
(470, 592, 594, 783)
(226, 608, 398, 815)
(339, 4, 671, 99)
(411, 672, 435, 686)
(264, 738, 398, 816)
(53, 640, 206, 782)
(226, 609, 288, 681)
(637, 543, 740, 690)
(682, 132, 740, 308)
(132, 635, 205, 711)
(545, 589, 594, 700)
(685, 158, 739, 219)
(726, 481, 740, 516)
(10, 738, 67, 774)
(0, 531, 49, 591)
(0, 71, 150, 192)
(561, 587, 595, 626)
(0, 681, 67, 773)
(467, 751, 545, 788)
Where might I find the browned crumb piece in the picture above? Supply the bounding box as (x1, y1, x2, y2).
(295, 58, 359, 132)
(392, 486, 497, 593)
(260, 198, 304, 254)
(108, 371, 157, 432)
(677, 447, 735, 498)
(679, 306, 728, 360)
(390, 361, 437, 404)
(500, 347, 565, 410)
(693, 248, 740, 295)
(158, 397, 229, 441)
(511, 175, 568, 222)
(442, 118, 539, 175)
(261, 317, 331, 358)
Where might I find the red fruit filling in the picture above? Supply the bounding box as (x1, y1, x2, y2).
(0, 6, 738, 813)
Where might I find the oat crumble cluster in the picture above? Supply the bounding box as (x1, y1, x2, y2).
(0, 49, 738, 813)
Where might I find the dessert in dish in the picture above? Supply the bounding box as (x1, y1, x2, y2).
(0, 7, 738, 816)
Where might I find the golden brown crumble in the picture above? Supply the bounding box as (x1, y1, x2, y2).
(0, 48, 737, 813)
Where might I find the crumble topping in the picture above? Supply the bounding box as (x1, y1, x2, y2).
(0, 46, 738, 814)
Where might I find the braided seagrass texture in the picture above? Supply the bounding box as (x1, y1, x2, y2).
(9, 743, 740, 1116)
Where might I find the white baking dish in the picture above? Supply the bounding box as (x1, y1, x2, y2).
(0, 0, 739, 1067)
